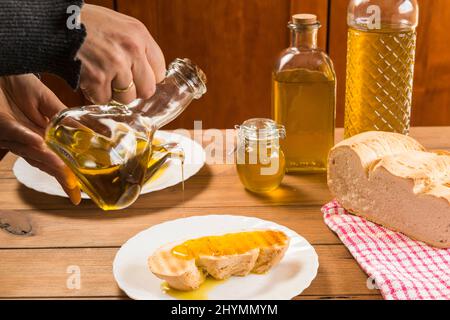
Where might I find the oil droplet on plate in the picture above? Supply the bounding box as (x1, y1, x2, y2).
(161, 277, 226, 300)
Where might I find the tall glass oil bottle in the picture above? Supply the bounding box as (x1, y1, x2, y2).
(344, 0, 419, 138)
(272, 14, 336, 173)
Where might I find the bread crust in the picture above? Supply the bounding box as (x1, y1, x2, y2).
(328, 131, 450, 248)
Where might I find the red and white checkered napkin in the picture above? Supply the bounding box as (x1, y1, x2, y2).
(322, 201, 450, 300)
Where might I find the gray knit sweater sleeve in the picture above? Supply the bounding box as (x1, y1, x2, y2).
(0, 0, 87, 89)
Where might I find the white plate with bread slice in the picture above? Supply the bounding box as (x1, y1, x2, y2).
(113, 215, 319, 300)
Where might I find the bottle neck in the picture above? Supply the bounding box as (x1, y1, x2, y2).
(127, 59, 207, 129)
(290, 27, 319, 50)
(134, 75, 195, 129)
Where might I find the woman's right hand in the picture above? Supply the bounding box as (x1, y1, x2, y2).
(77, 4, 166, 105)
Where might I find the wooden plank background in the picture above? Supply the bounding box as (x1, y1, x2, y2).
(42, 0, 450, 128)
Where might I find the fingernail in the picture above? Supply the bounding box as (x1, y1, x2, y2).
(63, 168, 79, 190)
(69, 187, 81, 206)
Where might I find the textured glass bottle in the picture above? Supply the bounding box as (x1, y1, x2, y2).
(344, 0, 419, 138)
(46, 59, 207, 210)
(272, 14, 336, 173)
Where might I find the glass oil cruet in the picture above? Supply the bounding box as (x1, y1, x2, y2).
(272, 14, 336, 173)
(235, 119, 286, 193)
(45, 58, 207, 211)
(344, 0, 419, 138)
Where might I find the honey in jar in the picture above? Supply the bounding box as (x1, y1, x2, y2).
(235, 119, 286, 193)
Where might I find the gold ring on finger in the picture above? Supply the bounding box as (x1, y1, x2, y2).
(112, 81, 135, 93)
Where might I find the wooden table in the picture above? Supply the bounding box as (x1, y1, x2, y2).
(0, 127, 448, 300)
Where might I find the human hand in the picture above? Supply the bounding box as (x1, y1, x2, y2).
(78, 4, 166, 105)
(0, 75, 81, 205)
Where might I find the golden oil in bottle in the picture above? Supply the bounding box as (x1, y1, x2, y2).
(273, 69, 335, 172)
(46, 108, 152, 211)
(344, 26, 416, 138)
(272, 14, 336, 173)
(47, 122, 185, 210)
(236, 119, 286, 193)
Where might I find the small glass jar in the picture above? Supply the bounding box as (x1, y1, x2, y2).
(235, 119, 286, 193)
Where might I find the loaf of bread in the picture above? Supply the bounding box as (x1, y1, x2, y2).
(148, 230, 289, 291)
(328, 131, 450, 248)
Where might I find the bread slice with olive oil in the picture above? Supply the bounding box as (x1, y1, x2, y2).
(148, 230, 290, 291)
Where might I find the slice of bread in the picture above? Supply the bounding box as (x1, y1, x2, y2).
(148, 230, 290, 291)
(328, 131, 450, 248)
(148, 242, 205, 291)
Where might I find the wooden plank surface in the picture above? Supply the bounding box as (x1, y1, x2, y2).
(0, 246, 378, 299)
(1, 128, 448, 299)
(0, 172, 330, 211)
(0, 206, 339, 249)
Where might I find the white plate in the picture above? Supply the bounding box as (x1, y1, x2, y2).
(13, 131, 205, 199)
(113, 215, 319, 300)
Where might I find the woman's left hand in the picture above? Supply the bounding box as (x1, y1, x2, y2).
(0, 75, 81, 205)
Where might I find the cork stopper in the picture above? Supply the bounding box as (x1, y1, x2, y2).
(292, 14, 318, 25)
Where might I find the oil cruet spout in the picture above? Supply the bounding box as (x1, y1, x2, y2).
(143, 142, 185, 185)
(128, 58, 207, 129)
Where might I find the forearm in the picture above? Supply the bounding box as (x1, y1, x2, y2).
(0, 0, 86, 89)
